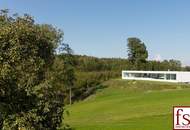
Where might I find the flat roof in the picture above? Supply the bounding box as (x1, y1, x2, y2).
(122, 70, 190, 74)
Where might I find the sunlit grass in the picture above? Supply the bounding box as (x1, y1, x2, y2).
(61, 79, 190, 130)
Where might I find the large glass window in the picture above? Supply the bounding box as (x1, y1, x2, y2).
(124, 72, 176, 80)
(166, 74, 176, 80)
(170, 74, 176, 80)
(166, 74, 170, 80)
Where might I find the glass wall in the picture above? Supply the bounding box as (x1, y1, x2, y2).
(166, 74, 176, 80)
(124, 72, 176, 80)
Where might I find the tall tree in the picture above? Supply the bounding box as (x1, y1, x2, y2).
(127, 37, 148, 70)
(0, 10, 69, 130)
(48, 43, 76, 105)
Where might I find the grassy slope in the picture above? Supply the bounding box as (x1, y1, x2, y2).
(62, 79, 190, 130)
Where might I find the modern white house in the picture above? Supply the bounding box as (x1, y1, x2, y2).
(122, 70, 190, 83)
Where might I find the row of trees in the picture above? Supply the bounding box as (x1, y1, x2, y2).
(61, 53, 186, 104)
(73, 55, 184, 72)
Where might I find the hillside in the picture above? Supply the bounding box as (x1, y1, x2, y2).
(61, 79, 190, 130)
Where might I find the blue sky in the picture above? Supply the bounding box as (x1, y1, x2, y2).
(0, 0, 190, 65)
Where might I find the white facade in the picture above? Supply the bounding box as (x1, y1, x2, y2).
(122, 70, 190, 83)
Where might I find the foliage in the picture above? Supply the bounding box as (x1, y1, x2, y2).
(61, 55, 130, 102)
(74, 55, 132, 72)
(146, 59, 182, 71)
(0, 10, 69, 130)
(184, 66, 190, 71)
(47, 43, 76, 105)
(59, 54, 185, 104)
(127, 37, 148, 70)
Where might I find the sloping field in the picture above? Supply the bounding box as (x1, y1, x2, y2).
(62, 79, 190, 130)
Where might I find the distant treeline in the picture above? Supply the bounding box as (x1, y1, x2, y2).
(56, 54, 190, 104)
(74, 55, 189, 72)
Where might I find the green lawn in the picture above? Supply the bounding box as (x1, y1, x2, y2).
(61, 79, 190, 130)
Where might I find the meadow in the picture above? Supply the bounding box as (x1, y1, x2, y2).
(62, 79, 190, 130)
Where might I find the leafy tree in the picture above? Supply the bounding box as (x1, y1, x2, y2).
(127, 37, 148, 70)
(184, 66, 190, 71)
(0, 10, 69, 130)
(48, 43, 76, 105)
(168, 59, 182, 71)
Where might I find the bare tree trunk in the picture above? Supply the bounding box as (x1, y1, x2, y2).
(69, 87, 72, 105)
